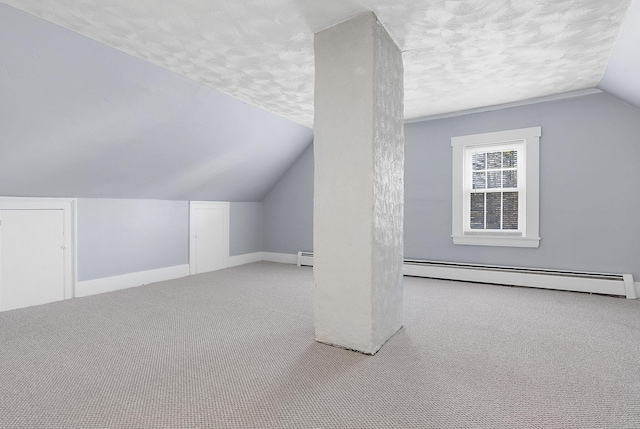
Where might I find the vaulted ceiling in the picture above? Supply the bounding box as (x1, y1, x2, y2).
(597, 0, 640, 109)
(3, 0, 638, 127)
(0, 3, 313, 201)
(1, 1, 639, 201)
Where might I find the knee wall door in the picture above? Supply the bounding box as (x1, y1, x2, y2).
(189, 202, 229, 275)
(0, 209, 66, 311)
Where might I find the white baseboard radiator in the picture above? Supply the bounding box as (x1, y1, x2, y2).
(297, 252, 636, 299)
(404, 259, 637, 299)
(297, 251, 314, 267)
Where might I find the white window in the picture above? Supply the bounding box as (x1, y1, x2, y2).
(451, 127, 541, 248)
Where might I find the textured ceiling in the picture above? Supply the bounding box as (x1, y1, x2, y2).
(2, 0, 633, 127)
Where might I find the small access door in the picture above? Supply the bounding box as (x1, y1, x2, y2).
(189, 202, 229, 275)
(0, 209, 66, 311)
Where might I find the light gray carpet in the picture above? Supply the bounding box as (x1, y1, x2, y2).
(1, 262, 639, 428)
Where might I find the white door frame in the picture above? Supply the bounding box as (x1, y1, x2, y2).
(189, 201, 229, 275)
(0, 197, 77, 301)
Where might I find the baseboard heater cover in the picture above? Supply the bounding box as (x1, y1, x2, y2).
(297, 251, 314, 267)
(295, 252, 636, 299)
(404, 259, 636, 299)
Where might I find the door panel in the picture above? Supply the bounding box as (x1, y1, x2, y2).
(193, 204, 228, 274)
(0, 210, 65, 311)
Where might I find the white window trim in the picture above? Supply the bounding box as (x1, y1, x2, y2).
(451, 127, 541, 248)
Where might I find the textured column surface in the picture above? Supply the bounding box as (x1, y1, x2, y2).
(313, 12, 404, 355)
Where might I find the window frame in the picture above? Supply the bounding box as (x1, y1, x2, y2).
(464, 142, 524, 233)
(451, 126, 541, 248)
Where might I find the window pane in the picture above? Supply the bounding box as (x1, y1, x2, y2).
(488, 171, 501, 188)
(470, 193, 484, 229)
(503, 150, 517, 168)
(472, 153, 486, 171)
(472, 172, 486, 189)
(503, 170, 517, 188)
(503, 192, 518, 229)
(486, 192, 501, 229)
(487, 152, 501, 169)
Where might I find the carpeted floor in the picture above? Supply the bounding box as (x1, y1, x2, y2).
(1, 261, 639, 428)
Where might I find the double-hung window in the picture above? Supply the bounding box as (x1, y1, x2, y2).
(451, 127, 541, 248)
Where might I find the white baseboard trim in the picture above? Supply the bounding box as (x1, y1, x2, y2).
(228, 252, 263, 268)
(285, 252, 638, 299)
(75, 257, 640, 299)
(76, 264, 190, 298)
(262, 252, 298, 265)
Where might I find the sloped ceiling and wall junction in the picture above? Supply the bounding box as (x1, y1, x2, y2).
(0, 3, 313, 201)
(1, 0, 639, 202)
(598, 0, 640, 110)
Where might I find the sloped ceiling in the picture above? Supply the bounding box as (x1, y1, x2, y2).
(2, 1, 638, 202)
(0, 4, 313, 201)
(2, 0, 633, 127)
(598, 0, 640, 110)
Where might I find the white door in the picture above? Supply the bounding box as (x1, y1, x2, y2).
(0, 209, 65, 311)
(190, 202, 229, 274)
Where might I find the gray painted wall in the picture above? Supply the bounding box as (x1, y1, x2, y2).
(263, 144, 314, 254)
(263, 93, 640, 279)
(1, 3, 312, 202)
(77, 199, 189, 281)
(229, 202, 263, 256)
(404, 92, 640, 279)
(79, 199, 264, 280)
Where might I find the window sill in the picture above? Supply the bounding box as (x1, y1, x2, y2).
(452, 235, 540, 248)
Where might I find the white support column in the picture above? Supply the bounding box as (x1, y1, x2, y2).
(313, 12, 404, 355)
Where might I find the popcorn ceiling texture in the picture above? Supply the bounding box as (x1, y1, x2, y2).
(3, 0, 631, 126)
